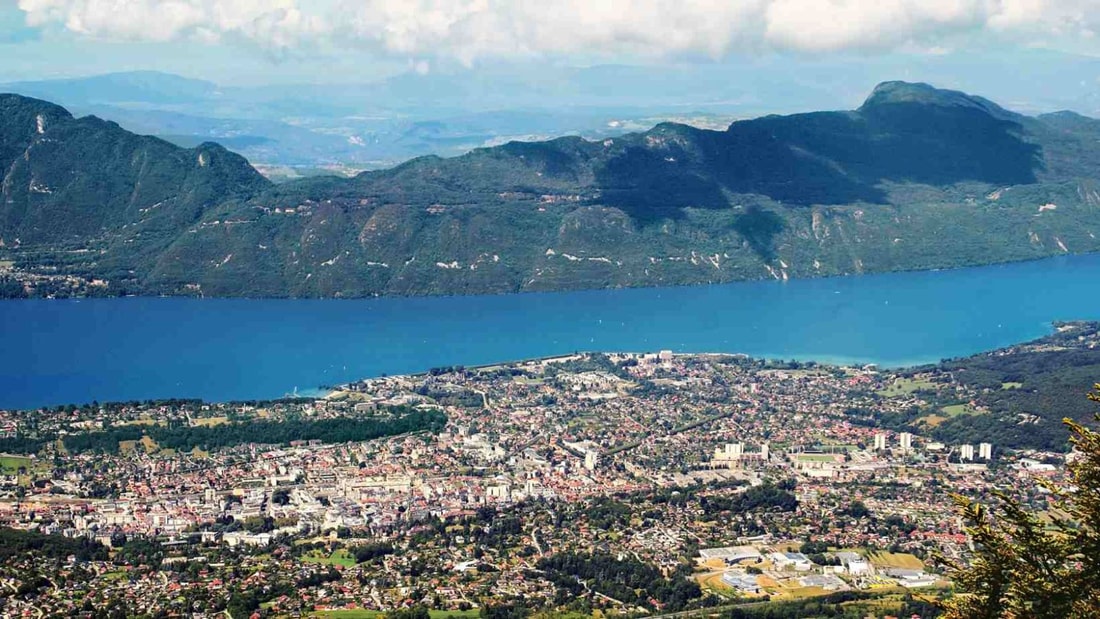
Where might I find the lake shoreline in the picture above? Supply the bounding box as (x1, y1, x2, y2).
(2, 253, 1098, 410)
(3, 251, 1098, 303)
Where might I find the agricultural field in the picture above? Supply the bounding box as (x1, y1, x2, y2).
(868, 551, 924, 570)
(773, 585, 829, 599)
(191, 416, 230, 427)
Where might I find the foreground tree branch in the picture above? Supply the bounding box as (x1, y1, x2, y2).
(942, 385, 1100, 618)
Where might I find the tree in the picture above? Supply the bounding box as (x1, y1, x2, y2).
(941, 386, 1100, 618)
(842, 500, 870, 519)
(271, 488, 290, 506)
(385, 607, 430, 619)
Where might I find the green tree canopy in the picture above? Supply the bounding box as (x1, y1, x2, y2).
(943, 386, 1100, 618)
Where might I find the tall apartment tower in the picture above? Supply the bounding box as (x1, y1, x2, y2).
(874, 434, 887, 451)
(960, 444, 975, 461)
(899, 432, 913, 451)
(584, 451, 599, 471)
(979, 443, 993, 460)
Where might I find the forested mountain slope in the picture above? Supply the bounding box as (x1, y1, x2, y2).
(3, 82, 1100, 298)
(860, 321, 1100, 452)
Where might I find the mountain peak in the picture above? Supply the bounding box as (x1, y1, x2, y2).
(860, 81, 1017, 120)
(0, 94, 75, 159)
(0, 92, 74, 120)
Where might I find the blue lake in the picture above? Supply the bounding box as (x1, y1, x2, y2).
(3, 254, 1100, 409)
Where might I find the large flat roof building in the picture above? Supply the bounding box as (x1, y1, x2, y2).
(699, 545, 762, 563)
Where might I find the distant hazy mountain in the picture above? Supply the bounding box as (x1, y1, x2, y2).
(1, 71, 219, 106)
(3, 82, 1100, 298)
(0, 69, 753, 170)
(4, 49, 1099, 170)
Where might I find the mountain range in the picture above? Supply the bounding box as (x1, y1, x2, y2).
(0, 70, 749, 170)
(7, 49, 1100, 170)
(3, 81, 1100, 298)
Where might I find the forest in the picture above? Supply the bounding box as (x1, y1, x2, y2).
(0, 527, 108, 562)
(537, 551, 702, 611)
(9, 84, 1100, 300)
(929, 346, 1100, 450)
(859, 322, 1100, 451)
(0, 406, 446, 455)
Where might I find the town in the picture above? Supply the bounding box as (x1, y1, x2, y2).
(0, 345, 1078, 618)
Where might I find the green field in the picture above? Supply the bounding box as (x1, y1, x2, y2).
(878, 377, 936, 398)
(941, 404, 981, 417)
(920, 401, 988, 429)
(302, 548, 357, 568)
(816, 442, 859, 452)
(0, 455, 33, 474)
(1001, 382, 1024, 390)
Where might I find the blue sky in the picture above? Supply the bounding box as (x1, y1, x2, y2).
(3, 1, 1100, 86)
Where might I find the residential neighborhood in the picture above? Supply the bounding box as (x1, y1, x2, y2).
(0, 350, 1071, 617)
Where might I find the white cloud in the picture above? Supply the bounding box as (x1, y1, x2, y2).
(17, 0, 325, 47)
(15, 0, 1100, 61)
(763, 1, 986, 52)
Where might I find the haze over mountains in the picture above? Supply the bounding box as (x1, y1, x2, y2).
(3, 81, 1100, 298)
(6, 49, 1100, 172)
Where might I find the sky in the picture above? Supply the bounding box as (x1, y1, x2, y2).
(2, 0, 1100, 85)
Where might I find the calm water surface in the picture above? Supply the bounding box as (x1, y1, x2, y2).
(3, 255, 1100, 409)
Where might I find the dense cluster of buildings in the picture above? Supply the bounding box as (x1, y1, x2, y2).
(0, 351, 1068, 616)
